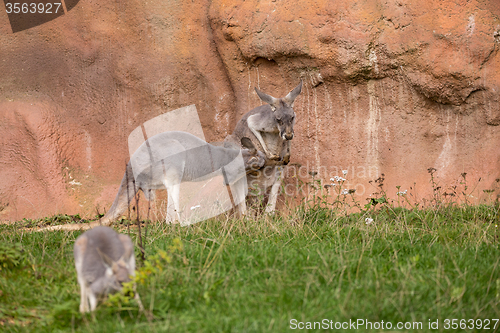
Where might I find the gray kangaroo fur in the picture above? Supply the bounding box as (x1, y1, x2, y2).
(74, 226, 136, 313)
(225, 80, 303, 212)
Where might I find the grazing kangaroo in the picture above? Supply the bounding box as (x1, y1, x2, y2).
(225, 81, 303, 212)
(74, 226, 135, 313)
(99, 131, 265, 225)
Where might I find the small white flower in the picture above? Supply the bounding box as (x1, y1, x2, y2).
(190, 205, 201, 210)
(342, 170, 348, 175)
(365, 218, 374, 225)
(397, 190, 407, 196)
(341, 189, 349, 195)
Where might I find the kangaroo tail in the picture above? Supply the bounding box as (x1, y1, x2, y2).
(36, 221, 101, 232)
(99, 163, 139, 226)
(36, 164, 139, 232)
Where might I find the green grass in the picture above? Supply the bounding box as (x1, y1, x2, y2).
(1, 204, 499, 332)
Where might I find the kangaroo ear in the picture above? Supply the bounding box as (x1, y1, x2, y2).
(96, 247, 115, 269)
(114, 257, 128, 273)
(74, 234, 88, 259)
(255, 88, 279, 109)
(118, 234, 133, 260)
(283, 80, 303, 106)
(241, 137, 256, 153)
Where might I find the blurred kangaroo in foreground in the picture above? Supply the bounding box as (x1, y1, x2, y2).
(225, 81, 302, 212)
(74, 226, 136, 313)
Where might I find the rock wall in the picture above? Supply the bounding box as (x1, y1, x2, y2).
(1, 0, 499, 220)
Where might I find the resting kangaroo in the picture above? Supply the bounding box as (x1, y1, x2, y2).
(225, 81, 302, 212)
(99, 131, 265, 225)
(74, 226, 135, 313)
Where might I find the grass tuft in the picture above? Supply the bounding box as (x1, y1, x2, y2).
(1, 169, 499, 332)
(0, 202, 499, 332)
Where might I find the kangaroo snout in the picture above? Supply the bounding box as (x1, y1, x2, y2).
(281, 128, 294, 140)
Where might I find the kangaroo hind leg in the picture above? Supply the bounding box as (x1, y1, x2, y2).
(162, 163, 184, 224)
(265, 166, 283, 213)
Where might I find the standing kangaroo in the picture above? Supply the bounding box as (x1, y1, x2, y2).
(74, 226, 135, 313)
(99, 131, 265, 225)
(225, 81, 302, 212)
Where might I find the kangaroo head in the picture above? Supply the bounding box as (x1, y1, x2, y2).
(97, 248, 131, 293)
(240, 137, 266, 172)
(112, 258, 132, 284)
(255, 80, 302, 141)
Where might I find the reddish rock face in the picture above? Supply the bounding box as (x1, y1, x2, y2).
(1, 0, 499, 220)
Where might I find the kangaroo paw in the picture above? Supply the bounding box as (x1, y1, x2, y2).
(281, 154, 290, 165)
(269, 154, 280, 161)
